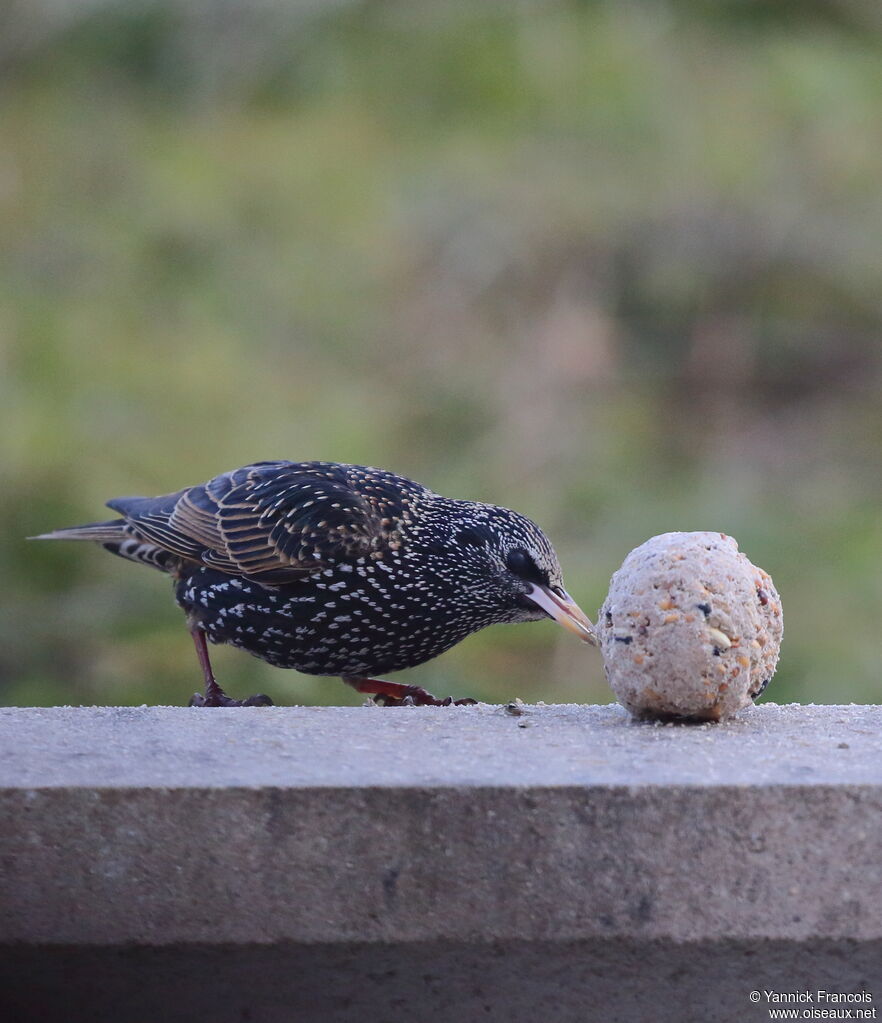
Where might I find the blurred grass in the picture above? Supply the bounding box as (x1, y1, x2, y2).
(1, 0, 881, 707)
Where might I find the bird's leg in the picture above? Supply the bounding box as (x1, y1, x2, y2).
(188, 627, 274, 707)
(342, 675, 477, 707)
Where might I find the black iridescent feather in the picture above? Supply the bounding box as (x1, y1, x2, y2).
(34, 461, 594, 706)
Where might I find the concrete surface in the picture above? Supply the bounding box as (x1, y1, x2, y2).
(1, 703, 881, 1022)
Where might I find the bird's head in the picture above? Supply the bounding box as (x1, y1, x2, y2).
(425, 500, 596, 644)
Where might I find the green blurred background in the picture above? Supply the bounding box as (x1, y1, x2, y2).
(2, 0, 881, 708)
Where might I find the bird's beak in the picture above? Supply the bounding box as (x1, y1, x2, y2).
(524, 583, 596, 646)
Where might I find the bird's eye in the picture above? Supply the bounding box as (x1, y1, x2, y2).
(505, 548, 543, 583)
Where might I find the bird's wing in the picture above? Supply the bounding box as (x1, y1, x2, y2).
(107, 462, 422, 583)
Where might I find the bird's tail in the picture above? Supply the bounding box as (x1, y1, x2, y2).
(30, 520, 179, 573)
(29, 519, 128, 543)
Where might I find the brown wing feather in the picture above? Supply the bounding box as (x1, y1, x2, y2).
(115, 461, 426, 583)
(168, 489, 225, 552)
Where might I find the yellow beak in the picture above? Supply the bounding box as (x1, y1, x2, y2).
(525, 583, 596, 646)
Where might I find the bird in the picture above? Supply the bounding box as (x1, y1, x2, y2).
(33, 460, 595, 707)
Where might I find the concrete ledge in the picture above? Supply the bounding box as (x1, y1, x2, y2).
(2, 703, 881, 1021)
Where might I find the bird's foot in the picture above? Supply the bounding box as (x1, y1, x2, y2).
(374, 694, 479, 707)
(373, 685, 477, 708)
(188, 691, 274, 707)
(342, 675, 476, 707)
(187, 628, 274, 706)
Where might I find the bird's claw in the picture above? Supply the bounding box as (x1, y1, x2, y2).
(373, 685, 476, 708)
(189, 692, 274, 707)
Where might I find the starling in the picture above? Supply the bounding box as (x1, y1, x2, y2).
(33, 461, 595, 707)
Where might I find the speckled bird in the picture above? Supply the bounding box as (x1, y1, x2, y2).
(34, 461, 595, 707)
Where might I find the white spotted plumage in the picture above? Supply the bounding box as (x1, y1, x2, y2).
(35, 460, 577, 686)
